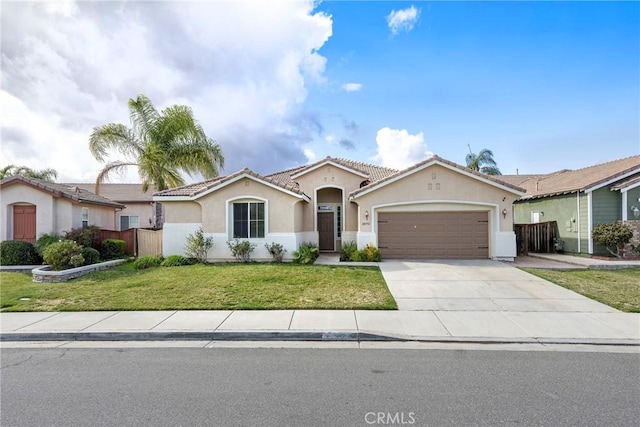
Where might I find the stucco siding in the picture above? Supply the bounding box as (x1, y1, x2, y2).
(117, 202, 155, 229)
(1, 184, 55, 240)
(163, 201, 202, 223)
(72, 203, 116, 230)
(354, 165, 518, 233)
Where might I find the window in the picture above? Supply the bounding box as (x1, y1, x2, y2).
(120, 215, 140, 230)
(233, 202, 265, 238)
(531, 211, 540, 224)
(81, 208, 89, 228)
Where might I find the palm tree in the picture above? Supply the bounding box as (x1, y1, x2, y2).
(89, 95, 224, 193)
(465, 145, 501, 175)
(0, 165, 58, 181)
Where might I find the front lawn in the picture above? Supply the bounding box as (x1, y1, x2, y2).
(0, 262, 397, 311)
(521, 267, 640, 312)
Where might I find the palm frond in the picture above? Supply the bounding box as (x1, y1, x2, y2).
(128, 95, 160, 146)
(89, 123, 141, 162)
(95, 161, 139, 194)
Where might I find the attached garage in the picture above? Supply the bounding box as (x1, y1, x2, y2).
(377, 211, 489, 259)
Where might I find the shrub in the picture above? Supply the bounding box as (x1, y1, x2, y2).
(339, 241, 358, 262)
(360, 243, 382, 262)
(133, 255, 164, 269)
(101, 239, 126, 260)
(0, 240, 42, 266)
(81, 247, 101, 266)
(34, 233, 63, 256)
(64, 225, 101, 249)
(265, 242, 286, 263)
(592, 222, 634, 257)
(227, 239, 256, 263)
(42, 240, 83, 270)
(161, 255, 196, 267)
(184, 227, 213, 263)
(292, 242, 319, 265)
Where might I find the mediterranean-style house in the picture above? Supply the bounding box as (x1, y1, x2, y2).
(70, 184, 163, 231)
(508, 155, 640, 255)
(154, 155, 525, 261)
(0, 175, 124, 243)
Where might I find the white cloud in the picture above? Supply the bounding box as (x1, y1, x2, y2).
(0, 1, 333, 181)
(387, 6, 421, 35)
(303, 148, 317, 163)
(342, 83, 363, 92)
(375, 127, 431, 169)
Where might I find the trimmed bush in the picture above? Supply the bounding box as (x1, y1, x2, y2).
(34, 233, 63, 256)
(265, 242, 286, 263)
(227, 239, 257, 263)
(358, 243, 382, 262)
(81, 247, 101, 266)
(65, 225, 101, 249)
(42, 240, 84, 270)
(184, 227, 213, 263)
(0, 240, 42, 266)
(592, 222, 634, 257)
(292, 242, 319, 265)
(339, 241, 358, 262)
(101, 239, 126, 260)
(161, 255, 196, 267)
(133, 255, 164, 270)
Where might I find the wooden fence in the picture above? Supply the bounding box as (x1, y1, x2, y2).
(136, 229, 163, 257)
(98, 228, 136, 255)
(97, 228, 163, 257)
(514, 221, 558, 255)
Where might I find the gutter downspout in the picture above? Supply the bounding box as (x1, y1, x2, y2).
(576, 191, 581, 253)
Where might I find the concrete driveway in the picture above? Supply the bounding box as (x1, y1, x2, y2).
(379, 259, 618, 313)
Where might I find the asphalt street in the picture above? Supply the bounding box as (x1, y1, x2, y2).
(1, 348, 639, 426)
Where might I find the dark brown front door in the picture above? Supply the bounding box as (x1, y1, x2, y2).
(13, 205, 37, 243)
(318, 212, 334, 251)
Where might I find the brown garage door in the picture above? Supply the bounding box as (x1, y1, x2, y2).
(378, 211, 489, 259)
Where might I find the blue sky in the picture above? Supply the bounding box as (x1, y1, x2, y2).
(307, 1, 639, 174)
(1, 1, 638, 182)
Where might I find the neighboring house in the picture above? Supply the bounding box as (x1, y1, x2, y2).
(154, 156, 524, 261)
(0, 175, 125, 243)
(70, 184, 163, 230)
(510, 155, 640, 255)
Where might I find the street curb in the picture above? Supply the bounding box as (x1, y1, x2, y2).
(1, 331, 638, 346)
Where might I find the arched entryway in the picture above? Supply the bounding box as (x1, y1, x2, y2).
(12, 204, 37, 243)
(316, 187, 343, 252)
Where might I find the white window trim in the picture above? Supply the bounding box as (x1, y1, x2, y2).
(226, 196, 268, 240)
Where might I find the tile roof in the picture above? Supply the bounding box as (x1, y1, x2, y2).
(0, 175, 125, 208)
(611, 174, 640, 191)
(349, 155, 526, 198)
(153, 168, 307, 198)
(518, 155, 640, 199)
(68, 183, 155, 202)
(263, 156, 398, 189)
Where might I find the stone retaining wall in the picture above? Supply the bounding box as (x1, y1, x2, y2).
(622, 220, 640, 258)
(32, 259, 127, 283)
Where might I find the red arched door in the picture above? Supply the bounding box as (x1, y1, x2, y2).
(13, 205, 37, 243)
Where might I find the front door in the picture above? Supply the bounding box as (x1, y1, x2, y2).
(318, 212, 334, 251)
(13, 204, 37, 243)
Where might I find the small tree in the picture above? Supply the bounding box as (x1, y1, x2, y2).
(184, 227, 213, 263)
(592, 222, 634, 258)
(265, 242, 286, 263)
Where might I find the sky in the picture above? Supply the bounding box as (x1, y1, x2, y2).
(1, 0, 638, 184)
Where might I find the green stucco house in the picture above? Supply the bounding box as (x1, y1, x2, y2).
(505, 155, 640, 256)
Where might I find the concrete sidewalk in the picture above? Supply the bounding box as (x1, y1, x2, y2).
(528, 253, 640, 269)
(2, 309, 638, 345)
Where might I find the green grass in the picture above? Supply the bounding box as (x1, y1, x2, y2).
(0, 262, 397, 312)
(521, 267, 640, 312)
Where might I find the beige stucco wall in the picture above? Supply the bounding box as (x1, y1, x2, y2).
(352, 164, 519, 233)
(117, 202, 155, 229)
(163, 201, 202, 223)
(295, 163, 366, 233)
(72, 203, 117, 230)
(194, 177, 304, 234)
